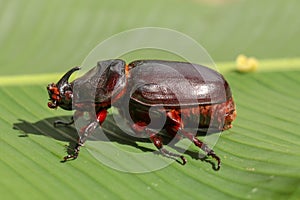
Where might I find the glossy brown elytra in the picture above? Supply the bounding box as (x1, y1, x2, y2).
(47, 59, 236, 170)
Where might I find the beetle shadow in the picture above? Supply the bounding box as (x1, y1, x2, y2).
(13, 115, 154, 157)
(14, 117, 77, 142)
(13, 115, 218, 170)
(168, 144, 220, 171)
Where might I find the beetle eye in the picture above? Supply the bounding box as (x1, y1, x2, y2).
(64, 90, 73, 100)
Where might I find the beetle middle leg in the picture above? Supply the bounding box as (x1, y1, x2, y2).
(166, 110, 221, 170)
(131, 122, 187, 165)
(149, 133, 187, 165)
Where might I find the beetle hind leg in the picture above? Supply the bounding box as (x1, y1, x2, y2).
(181, 130, 221, 171)
(167, 110, 221, 171)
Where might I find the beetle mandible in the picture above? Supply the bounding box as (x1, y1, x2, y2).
(47, 59, 236, 170)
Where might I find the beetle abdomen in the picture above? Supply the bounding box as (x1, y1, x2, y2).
(127, 60, 232, 107)
(126, 97, 235, 133)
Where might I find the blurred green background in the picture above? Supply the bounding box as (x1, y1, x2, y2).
(1, 0, 300, 75)
(1, 0, 300, 199)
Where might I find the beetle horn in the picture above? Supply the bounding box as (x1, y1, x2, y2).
(57, 67, 80, 87)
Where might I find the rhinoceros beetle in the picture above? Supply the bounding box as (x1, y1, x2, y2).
(47, 59, 236, 170)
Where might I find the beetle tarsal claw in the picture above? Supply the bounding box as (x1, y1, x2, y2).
(213, 155, 221, 171)
(207, 152, 221, 171)
(180, 156, 187, 165)
(62, 151, 79, 162)
(61, 143, 81, 162)
(61, 154, 77, 162)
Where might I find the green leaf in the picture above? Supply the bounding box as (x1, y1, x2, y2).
(1, 68, 300, 200)
(1, 0, 300, 199)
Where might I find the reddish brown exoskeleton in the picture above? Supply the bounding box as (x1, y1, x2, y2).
(47, 60, 236, 170)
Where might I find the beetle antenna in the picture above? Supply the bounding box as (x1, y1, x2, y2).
(57, 66, 80, 87)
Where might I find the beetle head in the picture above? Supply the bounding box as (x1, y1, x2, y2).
(47, 67, 80, 110)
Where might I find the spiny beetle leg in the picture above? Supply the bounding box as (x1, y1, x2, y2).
(160, 148, 187, 165)
(62, 143, 81, 162)
(147, 130, 187, 165)
(62, 109, 108, 162)
(181, 130, 221, 171)
(167, 109, 221, 170)
(78, 121, 99, 144)
(78, 109, 108, 144)
(131, 122, 186, 164)
(62, 122, 98, 162)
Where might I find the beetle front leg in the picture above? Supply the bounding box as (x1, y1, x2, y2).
(62, 121, 99, 162)
(62, 109, 108, 162)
